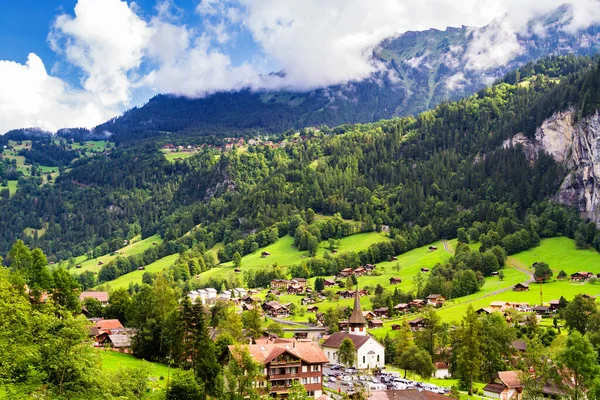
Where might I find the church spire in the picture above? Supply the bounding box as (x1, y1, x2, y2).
(348, 282, 367, 335)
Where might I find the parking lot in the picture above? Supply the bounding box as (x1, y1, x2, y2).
(322, 364, 450, 396)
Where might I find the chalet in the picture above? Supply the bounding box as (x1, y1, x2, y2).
(307, 305, 319, 313)
(532, 305, 551, 316)
(76, 264, 82, 268)
(476, 307, 494, 315)
(107, 334, 132, 351)
(373, 307, 389, 318)
(287, 284, 304, 295)
(391, 256, 398, 261)
(571, 271, 593, 282)
(242, 303, 255, 311)
(336, 290, 354, 299)
(234, 268, 241, 273)
(483, 371, 522, 400)
(271, 279, 289, 290)
(233, 288, 247, 298)
(137, 266, 145, 271)
(262, 301, 290, 318)
(490, 301, 510, 311)
(261, 251, 271, 258)
(420, 267, 430, 273)
(408, 318, 426, 331)
(323, 279, 336, 287)
(393, 303, 409, 313)
(98, 261, 104, 266)
(353, 267, 366, 276)
(364, 264, 376, 272)
(338, 268, 355, 277)
(228, 342, 328, 398)
(391, 324, 401, 331)
(548, 299, 561, 311)
(79, 291, 109, 306)
(409, 299, 426, 309)
(513, 283, 529, 292)
(362, 311, 376, 320)
(368, 319, 383, 329)
(426, 294, 445, 307)
(508, 302, 531, 312)
(428, 246, 438, 251)
(389, 277, 402, 285)
(301, 297, 315, 305)
(491, 271, 499, 276)
(434, 362, 450, 379)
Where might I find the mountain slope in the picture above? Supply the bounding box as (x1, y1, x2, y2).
(96, 6, 600, 141)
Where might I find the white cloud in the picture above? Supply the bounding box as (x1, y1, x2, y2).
(0, 54, 115, 133)
(2, 0, 600, 133)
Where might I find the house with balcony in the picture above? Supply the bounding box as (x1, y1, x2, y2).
(228, 341, 328, 398)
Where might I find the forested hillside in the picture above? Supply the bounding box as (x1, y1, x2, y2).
(1, 55, 600, 268)
(95, 9, 600, 141)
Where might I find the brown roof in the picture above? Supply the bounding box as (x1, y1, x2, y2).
(512, 340, 527, 352)
(483, 383, 506, 394)
(79, 291, 109, 302)
(348, 284, 368, 325)
(434, 362, 448, 369)
(369, 389, 448, 400)
(95, 319, 124, 330)
(497, 371, 521, 388)
(321, 332, 372, 350)
(231, 342, 328, 365)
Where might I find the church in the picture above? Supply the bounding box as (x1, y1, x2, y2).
(321, 285, 385, 369)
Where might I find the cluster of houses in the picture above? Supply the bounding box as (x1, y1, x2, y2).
(476, 296, 596, 318)
(161, 135, 313, 156)
(188, 287, 261, 305)
(79, 291, 134, 352)
(270, 278, 308, 294)
(336, 264, 376, 278)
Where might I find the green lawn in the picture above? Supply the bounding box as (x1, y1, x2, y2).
(5, 180, 18, 197)
(102, 253, 179, 290)
(198, 231, 391, 283)
(510, 237, 600, 275)
(71, 234, 163, 274)
(70, 140, 110, 152)
(162, 150, 196, 162)
(98, 351, 170, 389)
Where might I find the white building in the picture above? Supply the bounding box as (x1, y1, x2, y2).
(220, 290, 232, 300)
(321, 285, 385, 369)
(188, 288, 218, 305)
(233, 287, 247, 298)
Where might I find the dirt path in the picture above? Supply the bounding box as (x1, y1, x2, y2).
(442, 240, 453, 254)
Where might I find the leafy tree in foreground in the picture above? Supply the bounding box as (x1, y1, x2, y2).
(168, 369, 204, 400)
(533, 262, 553, 282)
(224, 346, 268, 400)
(563, 294, 598, 334)
(455, 305, 482, 395)
(557, 332, 600, 400)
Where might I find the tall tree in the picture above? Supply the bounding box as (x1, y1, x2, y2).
(557, 331, 600, 400)
(455, 305, 482, 395)
(563, 294, 598, 334)
(224, 346, 268, 400)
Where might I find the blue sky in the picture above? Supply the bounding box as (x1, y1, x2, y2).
(0, 0, 595, 133)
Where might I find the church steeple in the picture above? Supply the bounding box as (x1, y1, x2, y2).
(348, 283, 367, 335)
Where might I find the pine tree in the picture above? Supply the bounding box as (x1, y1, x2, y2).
(455, 305, 482, 395)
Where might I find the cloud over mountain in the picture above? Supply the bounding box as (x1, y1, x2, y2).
(1, 0, 600, 133)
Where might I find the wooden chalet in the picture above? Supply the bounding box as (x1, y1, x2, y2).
(420, 267, 430, 272)
(548, 299, 561, 311)
(307, 305, 319, 313)
(513, 283, 529, 292)
(300, 297, 315, 305)
(393, 303, 409, 313)
(391, 324, 401, 331)
(262, 301, 290, 318)
(426, 294, 445, 307)
(408, 318, 426, 331)
(389, 277, 402, 285)
(338, 268, 355, 277)
(353, 267, 366, 276)
(428, 246, 438, 251)
(571, 271, 593, 281)
(362, 310, 376, 320)
(483, 371, 522, 400)
(323, 279, 336, 287)
(532, 305, 551, 316)
(368, 319, 384, 329)
(261, 251, 271, 258)
(373, 307, 389, 318)
(409, 299, 426, 308)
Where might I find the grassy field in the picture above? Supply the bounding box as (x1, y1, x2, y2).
(198, 231, 391, 283)
(510, 237, 600, 275)
(98, 351, 170, 389)
(162, 150, 196, 162)
(5, 180, 18, 197)
(103, 253, 179, 290)
(23, 223, 48, 238)
(72, 234, 163, 274)
(69, 140, 111, 152)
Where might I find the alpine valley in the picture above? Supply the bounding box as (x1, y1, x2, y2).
(3, 3, 600, 400)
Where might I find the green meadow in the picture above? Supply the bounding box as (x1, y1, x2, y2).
(71, 234, 163, 274)
(98, 351, 170, 389)
(102, 253, 179, 290)
(162, 150, 196, 162)
(5, 180, 18, 197)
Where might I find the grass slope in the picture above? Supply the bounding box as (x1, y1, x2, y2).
(103, 253, 179, 290)
(72, 234, 163, 274)
(199, 232, 390, 283)
(99, 351, 170, 389)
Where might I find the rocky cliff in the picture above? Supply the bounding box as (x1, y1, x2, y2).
(504, 109, 600, 225)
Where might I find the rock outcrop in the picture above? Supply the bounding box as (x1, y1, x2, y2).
(504, 109, 600, 226)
